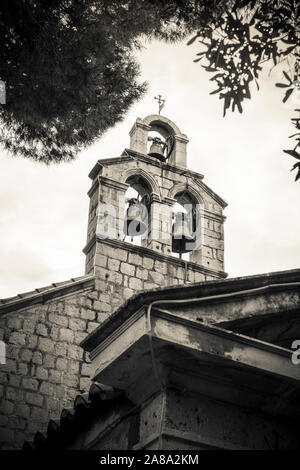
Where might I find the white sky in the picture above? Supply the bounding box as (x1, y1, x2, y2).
(0, 39, 300, 298)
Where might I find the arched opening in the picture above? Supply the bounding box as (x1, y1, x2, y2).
(171, 191, 202, 260)
(123, 175, 151, 246)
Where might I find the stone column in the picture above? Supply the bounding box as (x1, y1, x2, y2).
(95, 176, 129, 242)
(129, 119, 151, 155)
(168, 134, 189, 168)
(143, 195, 175, 256)
(85, 176, 129, 274)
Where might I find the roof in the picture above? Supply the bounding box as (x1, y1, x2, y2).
(0, 275, 95, 316)
(24, 267, 300, 450)
(23, 383, 130, 451)
(88, 149, 204, 180)
(81, 267, 300, 352)
(88, 149, 227, 209)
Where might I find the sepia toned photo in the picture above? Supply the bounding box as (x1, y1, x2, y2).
(0, 0, 300, 455)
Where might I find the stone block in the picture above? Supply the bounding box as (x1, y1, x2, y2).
(16, 362, 26, 375)
(36, 323, 48, 337)
(5, 387, 18, 401)
(40, 382, 55, 396)
(108, 259, 121, 272)
(22, 378, 39, 391)
(123, 288, 135, 300)
(64, 376, 78, 388)
(9, 375, 20, 388)
(36, 367, 48, 380)
(9, 332, 26, 346)
(136, 268, 148, 280)
(26, 392, 44, 407)
(80, 309, 96, 321)
(6, 345, 19, 360)
(50, 326, 60, 341)
(39, 337, 55, 354)
(59, 328, 74, 343)
(187, 270, 195, 283)
(67, 344, 84, 361)
(7, 318, 22, 330)
(97, 244, 128, 262)
(81, 363, 92, 376)
(129, 277, 143, 291)
(149, 271, 164, 285)
(45, 397, 60, 413)
(0, 400, 14, 416)
(95, 254, 108, 268)
(79, 377, 91, 392)
(109, 271, 123, 284)
(69, 361, 80, 374)
(154, 260, 168, 274)
(23, 319, 35, 334)
(143, 257, 154, 270)
(48, 313, 68, 328)
(43, 354, 56, 368)
(49, 369, 62, 384)
(128, 253, 143, 266)
(27, 335, 38, 349)
(144, 282, 159, 290)
(87, 322, 99, 334)
(120, 262, 135, 276)
(56, 358, 68, 371)
(69, 318, 86, 332)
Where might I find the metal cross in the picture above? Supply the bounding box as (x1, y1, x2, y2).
(154, 95, 165, 115)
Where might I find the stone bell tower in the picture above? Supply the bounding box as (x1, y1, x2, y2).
(83, 114, 227, 306)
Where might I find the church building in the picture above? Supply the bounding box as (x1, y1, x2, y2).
(0, 114, 300, 450)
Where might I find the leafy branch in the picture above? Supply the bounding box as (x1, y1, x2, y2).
(188, 0, 300, 180)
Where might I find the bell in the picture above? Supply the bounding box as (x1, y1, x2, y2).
(148, 140, 166, 162)
(172, 212, 196, 254)
(124, 198, 148, 237)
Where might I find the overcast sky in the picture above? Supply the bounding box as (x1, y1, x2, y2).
(1, 39, 300, 298)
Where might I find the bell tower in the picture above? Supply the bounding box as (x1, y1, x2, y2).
(83, 114, 227, 305)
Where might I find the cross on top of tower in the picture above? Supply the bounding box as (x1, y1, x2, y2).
(154, 94, 165, 114)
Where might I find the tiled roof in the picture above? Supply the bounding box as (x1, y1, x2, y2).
(0, 275, 95, 315)
(23, 383, 126, 450)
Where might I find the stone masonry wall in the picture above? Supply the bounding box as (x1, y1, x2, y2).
(0, 287, 100, 449)
(89, 238, 222, 302)
(0, 233, 225, 450)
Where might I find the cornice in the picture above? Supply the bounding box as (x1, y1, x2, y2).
(83, 235, 228, 279)
(88, 175, 129, 198)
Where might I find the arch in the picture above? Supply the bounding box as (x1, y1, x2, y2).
(142, 114, 182, 139)
(168, 182, 205, 208)
(170, 183, 204, 256)
(123, 168, 161, 199)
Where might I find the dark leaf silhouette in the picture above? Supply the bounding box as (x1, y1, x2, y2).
(283, 88, 294, 103)
(187, 0, 299, 181)
(283, 149, 300, 160)
(291, 162, 300, 181)
(275, 83, 291, 88)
